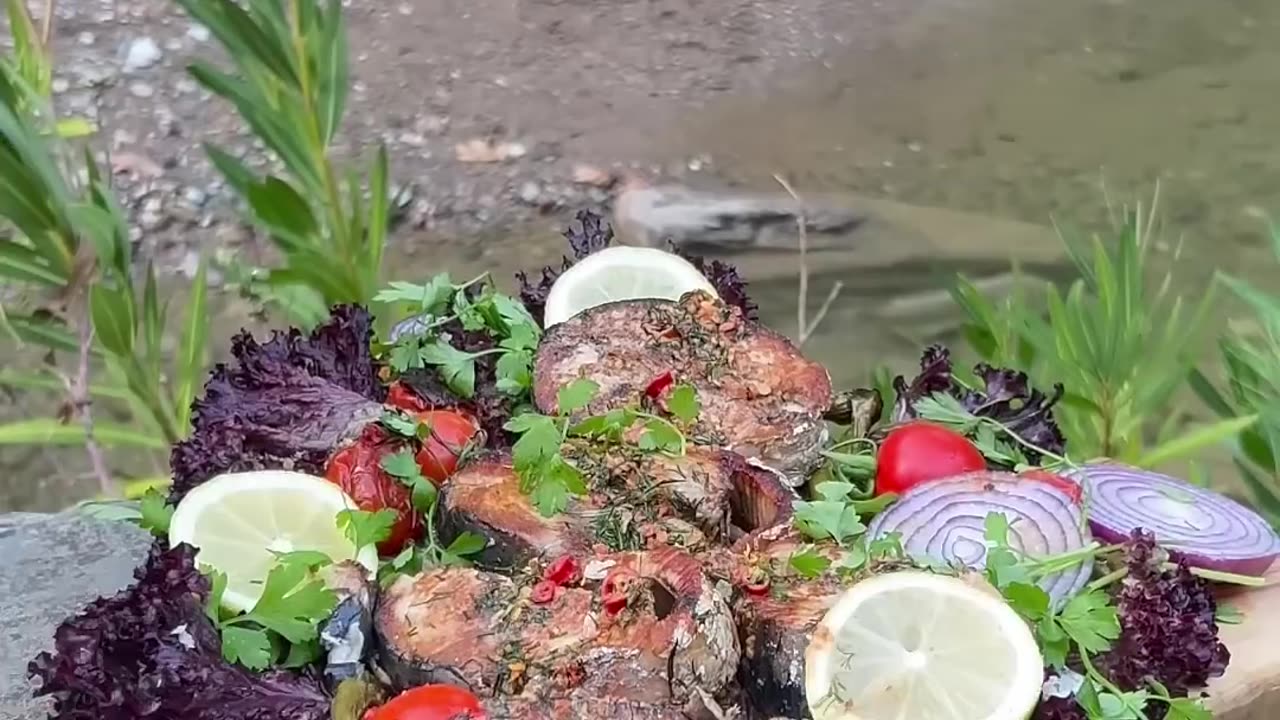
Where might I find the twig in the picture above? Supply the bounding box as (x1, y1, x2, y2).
(60, 307, 113, 496)
(41, 0, 56, 49)
(772, 173, 845, 346)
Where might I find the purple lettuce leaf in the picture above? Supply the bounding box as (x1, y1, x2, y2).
(891, 344, 1066, 461)
(515, 209, 758, 324)
(168, 305, 384, 502)
(28, 544, 330, 720)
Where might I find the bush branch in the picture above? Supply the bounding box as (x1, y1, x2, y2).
(772, 173, 844, 346)
(61, 306, 113, 497)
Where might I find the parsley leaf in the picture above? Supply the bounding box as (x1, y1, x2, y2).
(495, 349, 534, 395)
(509, 415, 562, 472)
(558, 378, 600, 415)
(230, 558, 337, 643)
(420, 340, 478, 398)
(1058, 589, 1121, 654)
(135, 488, 174, 538)
(793, 480, 868, 547)
(789, 548, 832, 578)
(445, 531, 488, 557)
(221, 625, 274, 670)
(638, 418, 683, 454)
(380, 409, 420, 437)
(380, 450, 438, 512)
(337, 508, 397, 549)
(1163, 697, 1213, 720)
(667, 384, 700, 423)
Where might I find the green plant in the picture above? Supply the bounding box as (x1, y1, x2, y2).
(950, 187, 1249, 467)
(1191, 218, 1280, 527)
(0, 17, 209, 496)
(175, 0, 390, 329)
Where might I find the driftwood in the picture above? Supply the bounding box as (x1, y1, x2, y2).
(1208, 567, 1280, 719)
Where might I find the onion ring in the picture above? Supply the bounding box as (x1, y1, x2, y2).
(866, 471, 1093, 607)
(1066, 463, 1279, 576)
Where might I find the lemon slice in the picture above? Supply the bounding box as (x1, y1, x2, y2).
(168, 470, 379, 612)
(543, 245, 717, 326)
(805, 571, 1043, 720)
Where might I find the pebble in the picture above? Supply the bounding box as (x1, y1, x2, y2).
(123, 37, 163, 72)
(77, 31, 96, 46)
(518, 181, 541, 204)
(128, 81, 155, 98)
(51, 77, 70, 94)
(181, 186, 208, 208)
(186, 24, 211, 43)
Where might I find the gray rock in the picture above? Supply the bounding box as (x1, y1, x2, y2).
(0, 511, 152, 720)
(128, 81, 155, 98)
(123, 37, 163, 72)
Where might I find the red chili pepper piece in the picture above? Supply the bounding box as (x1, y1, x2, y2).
(601, 567, 637, 615)
(543, 556, 582, 587)
(531, 580, 559, 604)
(743, 568, 771, 597)
(644, 371, 675, 399)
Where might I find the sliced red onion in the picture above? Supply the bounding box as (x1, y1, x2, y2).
(1065, 463, 1280, 576)
(866, 471, 1093, 607)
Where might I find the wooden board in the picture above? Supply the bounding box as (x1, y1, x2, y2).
(1207, 568, 1280, 719)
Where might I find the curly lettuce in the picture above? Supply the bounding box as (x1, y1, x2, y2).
(28, 544, 330, 720)
(168, 305, 384, 502)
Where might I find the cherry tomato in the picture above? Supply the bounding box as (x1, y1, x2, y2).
(363, 684, 487, 720)
(386, 382, 430, 413)
(874, 421, 987, 496)
(325, 426, 423, 556)
(645, 370, 675, 399)
(1020, 469, 1084, 504)
(414, 410, 480, 484)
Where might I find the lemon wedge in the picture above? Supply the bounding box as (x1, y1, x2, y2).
(168, 470, 379, 612)
(805, 571, 1043, 720)
(542, 245, 717, 326)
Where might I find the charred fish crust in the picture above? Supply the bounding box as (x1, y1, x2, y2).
(724, 455, 795, 535)
(601, 549, 741, 706)
(717, 526, 842, 719)
(532, 295, 832, 483)
(439, 456, 593, 569)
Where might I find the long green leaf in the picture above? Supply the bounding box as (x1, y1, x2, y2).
(0, 240, 66, 286)
(247, 176, 319, 242)
(317, 0, 349, 145)
(174, 0, 299, 86)
(204, 143, 258, 197)
(3, 312, 80, 353)
(365, 144, 389, 295)
(1138, 415, 1260, 469)
(0, 418, 166, 448)
(1188, 368, 1235, 419)
(4, 0, 51, 100)
(175, 260, 209, 435)
(69, 202, 127, 283)
(89, 284, 135, 356)
(0, 369, 132, 400)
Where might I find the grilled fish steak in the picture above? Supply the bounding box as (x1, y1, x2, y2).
(704, 526, 845, 719)
(532, 292, 832, 483)
(439, 449, 794, 568)
(375, 549, 739, 715)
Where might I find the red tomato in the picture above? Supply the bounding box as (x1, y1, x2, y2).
(874, 421, 987, 496)
(363, 684, 487, 720)
(325, 427, 423, 556)
(1020, 469, 1084, 504)
(414, 410, 479, 484)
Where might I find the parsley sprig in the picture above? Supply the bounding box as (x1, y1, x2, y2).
(916, 391, 1073, 470)
(981, 511, 1212, 720)
(378, 449, 486, 581)
(375, 272, 540, 399)
(503, 378, 700, 516)
(206, 553, 338, 671)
